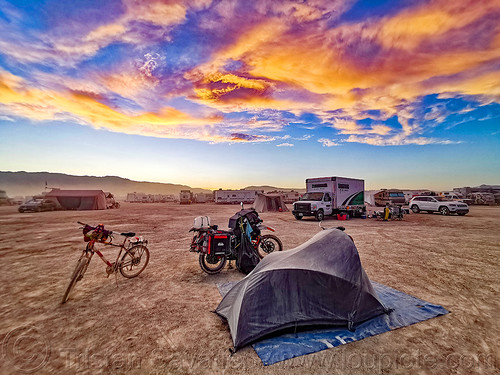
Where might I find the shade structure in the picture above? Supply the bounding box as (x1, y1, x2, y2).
(253, 193, 289, 213)
(45, 189, 106, 210)
(215, 228, 388, 350)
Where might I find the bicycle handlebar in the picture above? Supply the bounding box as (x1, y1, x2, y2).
(77, 221, 113, 234)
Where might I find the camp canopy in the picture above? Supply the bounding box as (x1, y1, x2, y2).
(253, 193, 289, 213)
(45, 189, 106, 210)
(215, 228, 388, 350)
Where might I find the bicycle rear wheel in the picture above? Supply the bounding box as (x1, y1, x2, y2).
(119, 245, 150, 278)
(62, 256, 90, 304)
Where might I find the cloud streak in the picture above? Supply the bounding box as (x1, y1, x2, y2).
(318, 138, 340, 147)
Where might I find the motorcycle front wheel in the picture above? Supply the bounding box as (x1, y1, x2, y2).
(199, 253, 227, 274)
(257, 235, 283, 259)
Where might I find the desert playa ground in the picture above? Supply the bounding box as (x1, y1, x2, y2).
(0, 203, 498, 374)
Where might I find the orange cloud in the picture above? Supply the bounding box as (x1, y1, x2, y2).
(0, 71, 232, 142)
(192, 72, 271, 101)
(377, 0, 499, 51)
(0, 69, 285, 143)
(191, 0, 499, 120)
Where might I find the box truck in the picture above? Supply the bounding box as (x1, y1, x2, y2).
(292, 177, 365, 221)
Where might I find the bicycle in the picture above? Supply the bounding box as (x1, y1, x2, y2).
(62, 222, 150, 303)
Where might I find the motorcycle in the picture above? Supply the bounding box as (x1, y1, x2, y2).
(189, 208, 283, 274)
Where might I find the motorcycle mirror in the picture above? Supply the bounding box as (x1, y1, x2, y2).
(318, 222, 346, 232)
(240, 202, 244, 210)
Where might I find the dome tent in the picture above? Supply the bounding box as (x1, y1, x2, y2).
(215, 228, 389, 351)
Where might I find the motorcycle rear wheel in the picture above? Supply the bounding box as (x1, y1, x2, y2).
(199, 253, 227, 274)
(257, 235, 283, 259)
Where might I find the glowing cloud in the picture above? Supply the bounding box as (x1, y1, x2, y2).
(0, 0, 498, 147)
(0, 70, 262, 143)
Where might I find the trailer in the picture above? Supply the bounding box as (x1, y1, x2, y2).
(292, 176, 365, 221)
(194, 193, 207, 203)
(268, 190, 302, 204)
(373, 189, 406, 206)
(215, 189, 260, 204)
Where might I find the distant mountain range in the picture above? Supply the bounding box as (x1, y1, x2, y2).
(0, 171, 211, 198)
(0, 171, 306, 199)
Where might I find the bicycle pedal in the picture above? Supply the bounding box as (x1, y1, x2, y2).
(106, 263, 115, 275)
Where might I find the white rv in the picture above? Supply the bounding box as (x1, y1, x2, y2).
(292, 177, 365, 220)
(215, 189, 260, 204)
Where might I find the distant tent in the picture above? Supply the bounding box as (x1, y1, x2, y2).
(45, 189, 106, 210)
(215, 228, 389, 350)
(253, 193, 289, 213)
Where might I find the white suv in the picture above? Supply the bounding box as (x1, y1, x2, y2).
(409, 196, 469, 216)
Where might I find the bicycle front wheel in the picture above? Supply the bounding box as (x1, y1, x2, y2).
(62, 256, 90, 304)
(119, 245, 150, 278)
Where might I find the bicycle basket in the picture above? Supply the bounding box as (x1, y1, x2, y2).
(83, 224, 111, 243)
(83, 224, 93, 242)
(97, 229, 111, 243)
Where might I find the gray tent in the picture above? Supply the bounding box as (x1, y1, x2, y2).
(215, 228, 388, 350)
(253, 193, 289, 213)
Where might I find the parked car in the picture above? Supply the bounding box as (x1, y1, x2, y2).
(18, 199, 57, 213)
(0, 190, 14, 206)
(409, 196, 469, 216)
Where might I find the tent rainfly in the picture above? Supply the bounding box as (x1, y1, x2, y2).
(253, 193, 289, 213)
(45, 189, 107, 210)
(215, 228, 389, 350)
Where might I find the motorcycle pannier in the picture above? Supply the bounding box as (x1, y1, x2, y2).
(209, 234, 230, 255)
(193, 216, 211, 230)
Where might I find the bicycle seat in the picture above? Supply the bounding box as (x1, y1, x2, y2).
(121, 232, 136, 237)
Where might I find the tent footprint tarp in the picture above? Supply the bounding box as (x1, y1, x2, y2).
(217, 281, 448, 365)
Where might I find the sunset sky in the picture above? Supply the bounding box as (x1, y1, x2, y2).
(0, 0, 499, 190)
